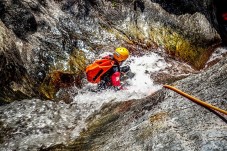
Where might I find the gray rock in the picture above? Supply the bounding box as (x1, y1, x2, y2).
(47, 56, 227, 150)
(0, 0, 224, 101)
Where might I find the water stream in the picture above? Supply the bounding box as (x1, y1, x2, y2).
(1, 46, 226, 150)
(0, 51, 168, 150)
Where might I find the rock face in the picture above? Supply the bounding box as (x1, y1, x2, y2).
(47, 56, 227, 151)
(0, 0, 225, 102)
(0, 1, 226, 150)
(0, 21, 38, 103)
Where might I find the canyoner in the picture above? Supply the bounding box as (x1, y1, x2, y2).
(85, 47, 133, 91)
(86, 59, 115, 83)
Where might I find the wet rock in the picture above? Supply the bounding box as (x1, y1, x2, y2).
(0, 0, 225, 102)
(47, 56, 227, 151)
(0, 21, 38, 103)
(0, 0, 37, 39)
(40, 71, 83, 100)
(1, 0, 227, 150)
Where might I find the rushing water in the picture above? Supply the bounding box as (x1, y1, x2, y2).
(2, 46, 227, 150)
(1, 46, 227, 150)
(1, 1, 226, 150)
(0, 51, 170, 150)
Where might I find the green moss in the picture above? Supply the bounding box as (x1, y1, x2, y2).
(150, 27, 210, 69)
(110, 0, 134, 7)
(111, 1, 118, 8)
(100, 18, 212, 69)
(39, 70, 84, 100)
(69, 49, 87, 73)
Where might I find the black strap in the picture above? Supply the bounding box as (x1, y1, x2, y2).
(93, 69, 103, 81)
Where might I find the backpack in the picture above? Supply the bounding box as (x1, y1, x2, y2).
(85, 59, 115, 83)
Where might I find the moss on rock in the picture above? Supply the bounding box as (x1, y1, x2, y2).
(150, 27, 213, 69)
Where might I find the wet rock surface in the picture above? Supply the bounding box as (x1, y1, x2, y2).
(0, 0, 224, 102)
(46, 56, 227, 151)
(0, 20, 38, 103)
(0, 1, 227, 150)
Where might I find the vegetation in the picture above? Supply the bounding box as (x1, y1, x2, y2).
(150, 27, 212, 69)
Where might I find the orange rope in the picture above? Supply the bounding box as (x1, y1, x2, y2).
(163, 85, 227, 115)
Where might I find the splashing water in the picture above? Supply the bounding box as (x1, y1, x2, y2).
(0, 52, 169, 151)
(72, 52, 168, 136)
(74, 52, 168, 104)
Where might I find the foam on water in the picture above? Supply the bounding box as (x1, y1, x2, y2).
(0, 52, 169, 151)
(73, 52, 168, 113)
(70, 52, 169, 142)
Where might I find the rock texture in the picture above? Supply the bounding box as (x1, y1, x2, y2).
(0, 0, 225, 102)
(0, 20, 38, 103)
(47, 56, 227, 151)
(0, 1, 226, 150)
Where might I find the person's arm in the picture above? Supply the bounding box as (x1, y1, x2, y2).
(111, 71, 127, 90)
(111, 71, 121, 87)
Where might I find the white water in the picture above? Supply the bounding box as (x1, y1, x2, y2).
(71, 52, 169, 139)
(0, 52, 169, 150)
(75, 52, 167, 102)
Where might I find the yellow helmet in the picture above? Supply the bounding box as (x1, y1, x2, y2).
(113, 47, 129, 62)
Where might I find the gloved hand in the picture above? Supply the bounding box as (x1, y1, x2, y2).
(120, 65, 130, 73)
